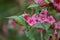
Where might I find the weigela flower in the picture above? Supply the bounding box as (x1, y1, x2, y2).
(55, 21, 60, 29)
(56, 4, 60, 12)
(22, 13, 29, 20)
(40, 9, 48, 15)
(8, 19, 16, 27)
(54, 3, 60, 12)
(47, 16, 55, 25)
(32, 14, 38, 21)
(38, 14, 47, 23)
(27, 18, 37, 26)
(35, 0, 43, 3)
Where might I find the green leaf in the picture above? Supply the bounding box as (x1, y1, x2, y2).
(33, 22, 44, 28)
(28, 4, 39, 8)
(58, 31, 60, 38)
(35, 6, 42, 12)
(8, 16, 26, 25)
(44, 0, 48, 3)
(42, 23, 50, 30)
(25, 28, 35, 40)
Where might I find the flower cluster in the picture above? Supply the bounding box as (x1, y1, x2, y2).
(35, 0, 60, 12)
(22, 9, 60, 30)
(22, 9, 55, 26)
(7, 0, 60, 40)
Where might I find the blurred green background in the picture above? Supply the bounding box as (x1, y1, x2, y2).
(0, 0, 29, 27)
(0, 0, 34, 40)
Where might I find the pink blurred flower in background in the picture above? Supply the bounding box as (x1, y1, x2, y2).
(2, 24, 8, 35)
(2, 24, 8, 33)
(27, 18, 37, 26)
(22, 13, 29, 20)
(18, 27, 24, 34)
(8, 19, 16, 27)
(55, 21, 60, 29)
(47, 16, 55, 25)
(35, 0, 43, 3)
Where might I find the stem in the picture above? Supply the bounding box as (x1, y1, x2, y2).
(40, 30, 43, 40)
(46, 29, 48, 40)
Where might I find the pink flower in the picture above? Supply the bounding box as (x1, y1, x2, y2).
(27, 18, 37, 26)
(54, 30, 58, 40)
(35, 0, 43, 3)
(8, 19, 16, 27)
(54, 3, 60, 12)
(38, 14, 47, 23)
(47, 16, 55, 25)
(55, 21, 60, 29)
(32, 14, 38, 21)
(56, 4, 60, 12)
(22, 13, 29, 20)
(40, 9, 48, 15)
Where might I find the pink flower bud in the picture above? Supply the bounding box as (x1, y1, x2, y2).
(48, 36, 52, 40)
(40, 3, 47, 7)
(22, 13, 29, 20)
(54, 30, 58, 40)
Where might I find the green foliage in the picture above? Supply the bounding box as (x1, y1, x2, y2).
(58, 31, 60, 38)
(25, 28, 35, 40)
(44, 0, 49, 3)
(42, 23, 50, 30)
(28, 3, 39, 8)
(33, 22, 43, 28)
